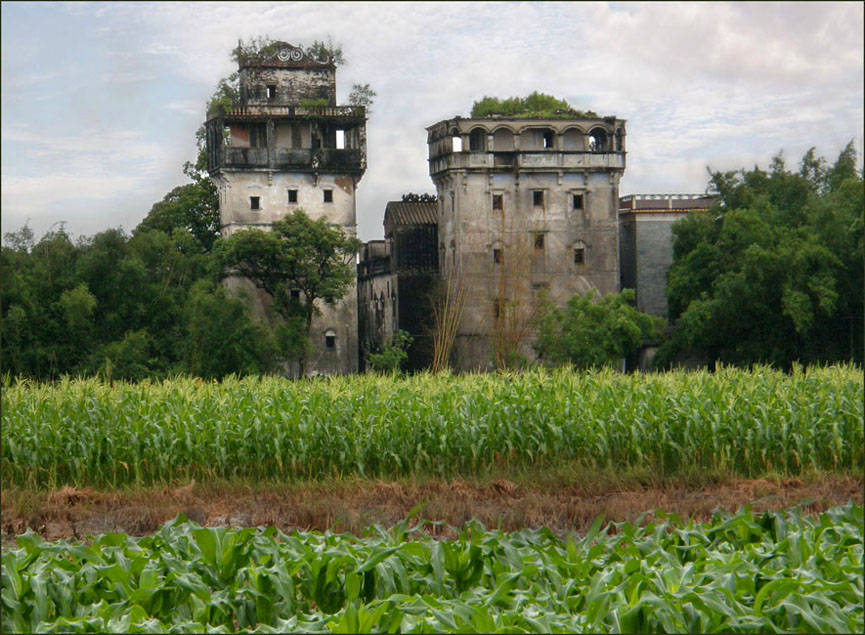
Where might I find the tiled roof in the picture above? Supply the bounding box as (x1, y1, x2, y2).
(384, 201, 438, 228)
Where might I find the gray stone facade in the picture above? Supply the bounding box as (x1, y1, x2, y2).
(618, 195, 715, 319)
(425, 116, 627, 370)
(205, 41, 365, 375)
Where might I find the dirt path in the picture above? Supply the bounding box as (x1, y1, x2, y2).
(2, 475, 861, 545)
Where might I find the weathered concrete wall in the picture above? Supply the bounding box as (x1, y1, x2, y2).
(240, 67, 336, 106)
(429, 117, 625, 371)
(216, 172, 357, 235)
(213, 169, 360, 376)
(626, 212, 688, 319)
(357, 272, 396, 369)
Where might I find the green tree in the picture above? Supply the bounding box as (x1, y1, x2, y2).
(213, 210, 361, 374)
(657, 143, 863, 368)
(534, 289, 664, 369)
(471, 92, 598, 119)
(367, 330, 413, 373)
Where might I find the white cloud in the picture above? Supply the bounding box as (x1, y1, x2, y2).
(2, 1, 862, 241)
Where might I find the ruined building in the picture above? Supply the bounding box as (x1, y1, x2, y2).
(205, 41, 365, 374)
(395, 116, 626, 370)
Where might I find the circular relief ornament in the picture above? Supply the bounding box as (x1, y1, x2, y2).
(290, 48, 304, 62)
(277, 48, 291, 61)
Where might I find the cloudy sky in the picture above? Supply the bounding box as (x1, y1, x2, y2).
(2, 1, 863, 242)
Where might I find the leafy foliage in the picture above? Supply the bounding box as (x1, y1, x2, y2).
(347, 83, 376, 114)
(471, 92, 599, 119)
(400, 192, 436, 203)
(2, 504, 862, 633)
(367, 330, 413, 373)
(3, 366, 861, 488)
(657, 143, 863, 368)
(213, 211, 361, 373)
(535, 289, 665, 369)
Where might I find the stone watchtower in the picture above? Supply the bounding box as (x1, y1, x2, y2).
(205, 41, 366, 375)
(426, 115, 626, 370)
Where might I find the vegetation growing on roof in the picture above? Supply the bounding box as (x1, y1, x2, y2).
(471, 92, 599, 119)
(231, 35, 346, 66)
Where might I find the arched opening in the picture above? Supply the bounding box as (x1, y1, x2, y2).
(450, 128, 463, 153)
(492, 128, 514, 151)
(324, 328, 336, 351)
(589, 128, 607, 153)
(469, 127, 486, 152)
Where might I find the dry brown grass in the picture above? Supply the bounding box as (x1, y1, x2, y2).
(2, 472, 862, 545)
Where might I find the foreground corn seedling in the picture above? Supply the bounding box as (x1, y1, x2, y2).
(2, 365, 862, 488)
(2, 504, 862, 633)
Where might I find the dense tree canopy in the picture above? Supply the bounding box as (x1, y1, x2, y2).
(656, 142, 863, 368)
(534, 289, 665, 369)
(471, 92, 598, 119)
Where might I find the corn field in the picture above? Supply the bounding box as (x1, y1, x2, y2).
(2, 365, 862, 488)
(2, 504, 862, 633)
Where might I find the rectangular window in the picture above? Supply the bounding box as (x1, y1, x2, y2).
(266, 85, 276, 100)
(573, 194, 583, 210)
(250, 123, 267, 148)
(323, 190, 333, 203)
(533, 191, 544, 207)
(325, 334, 335, 350)
(492, 194, 503, 211)
(335, 129, 346, 149)
(290, 289, 301, 301)
(288, 189, 298, 203)
(534, 233, 545, 250)
(493, 248, 502, 264)
(574, 248, 585, 264)
(250, 196, 260, 210)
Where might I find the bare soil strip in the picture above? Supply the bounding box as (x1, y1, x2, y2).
(2, 475, 861, 545)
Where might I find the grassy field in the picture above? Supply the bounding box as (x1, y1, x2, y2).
(2, 365, 862, 489)
(3, 504, 862, 633)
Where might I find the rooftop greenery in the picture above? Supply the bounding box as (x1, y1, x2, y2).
(470, 92, 599, 119)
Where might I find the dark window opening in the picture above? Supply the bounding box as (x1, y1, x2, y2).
(469, 128, 486, 152)
(325, 334, 335, 350)
(492, 194, 503, 211)
(250, 196, 260, 210)
(290, 289, 301, 300)
(325, 295, 334, 305)
(533, 191, 544, 207)
(323, 190, 333, 203)
(288, 189, 298, 203)
(493, 248, 502, 264)
(573, 194, 583, 210)
(250, 123, 267, 148)
(266, 84, 276, 100)
(542, 130, 554, 149)
(534, 234, 545, 249)
(574, 248, 585, 264)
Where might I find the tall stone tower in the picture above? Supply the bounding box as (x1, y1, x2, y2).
(426, 115, 626, 370)
(205, 41, 366, 375)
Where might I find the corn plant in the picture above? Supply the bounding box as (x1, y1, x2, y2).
(2, 504, 862, 633)
(1, 365, 862, 488)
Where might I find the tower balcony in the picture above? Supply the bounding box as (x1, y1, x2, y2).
(428, 150, 625, 176)
(213, 146, 365, 173)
